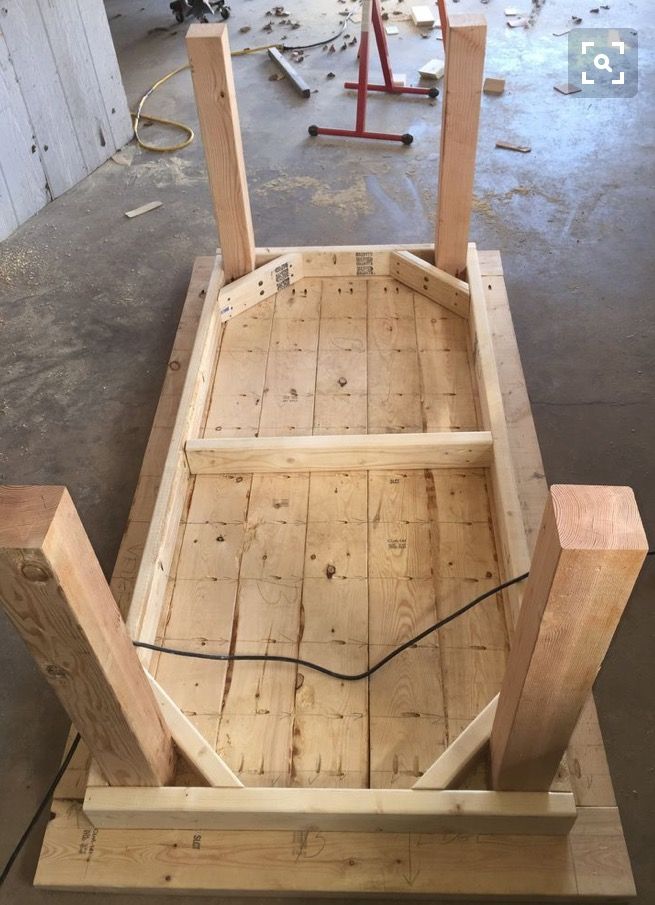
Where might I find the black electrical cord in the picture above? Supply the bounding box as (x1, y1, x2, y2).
(132, 14, 353, 153)
(0, 732, 81, 889)
(138, 549, 655, 677)
(0, 573, 519, 889)
(282, 12, 352, 51)
(135, 571, 530, 680)
(4, 551, 653, 888)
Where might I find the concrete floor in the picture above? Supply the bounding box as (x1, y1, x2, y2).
(0, 0, 653, 901)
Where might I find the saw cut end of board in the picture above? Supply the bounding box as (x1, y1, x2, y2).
(550, 484, 648, 552)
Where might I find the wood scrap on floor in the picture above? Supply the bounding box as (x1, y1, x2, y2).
(553, 82, 582, 94)
(554, 82, 582, 95)
(411, 4, 436, 26)
(483, 77, 505, 95)
(124, 201, 162, 219)
(495, 140, 531, 153)
(419, 58, 445, 79)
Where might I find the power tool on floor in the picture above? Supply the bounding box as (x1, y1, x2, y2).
(170, 0, 230, 23)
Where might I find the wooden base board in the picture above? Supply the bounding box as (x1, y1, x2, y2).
(37, 803, 629, 897)
(35, 250, 634, 898)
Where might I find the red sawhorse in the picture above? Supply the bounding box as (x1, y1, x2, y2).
(309, 0, 441, 144)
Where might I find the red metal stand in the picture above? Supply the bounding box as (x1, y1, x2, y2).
(308, 0, 439, 144)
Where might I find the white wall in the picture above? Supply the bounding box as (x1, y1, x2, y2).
(0, 0, 133, 240)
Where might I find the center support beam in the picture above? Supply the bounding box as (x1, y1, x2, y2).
(185, 431, 493, 474)
(491, 484, 647, 791)
(0, 486, 175, 786)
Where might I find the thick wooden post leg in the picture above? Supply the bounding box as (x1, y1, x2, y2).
(0, 486, 175, 786)
(491, 484, 647, 791)
(435, 14, 486, 278)
(187, 24, 255, 283)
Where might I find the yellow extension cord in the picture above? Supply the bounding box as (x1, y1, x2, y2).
(131, 44, 280, 153)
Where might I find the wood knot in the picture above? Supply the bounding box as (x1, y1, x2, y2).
(46, 664, 67, 679)
(21, 563, 50, 583)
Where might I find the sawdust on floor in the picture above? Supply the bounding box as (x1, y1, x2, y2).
(129, 155, 203, 188)
(472, 185, 563, 216)
(255, 174, 372, 215)
(0, 244, 43, 285)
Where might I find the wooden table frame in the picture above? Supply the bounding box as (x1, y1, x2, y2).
(30, 248, 639, 897)
(0, 12, 643, 899)
(79, 234, 580, 837)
